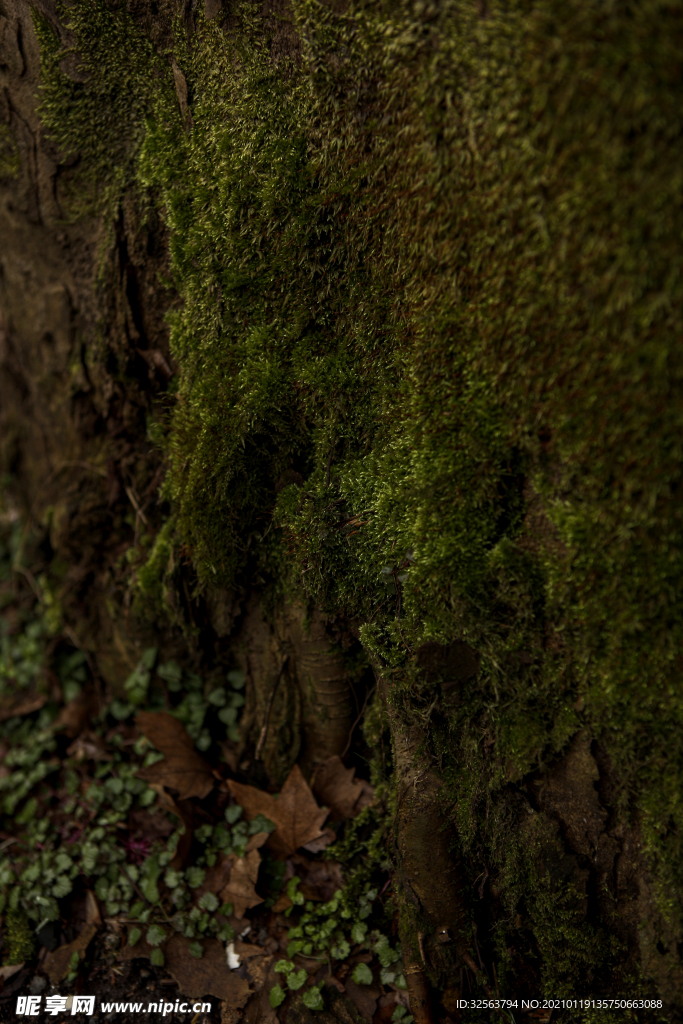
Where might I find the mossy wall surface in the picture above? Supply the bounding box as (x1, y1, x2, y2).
(26, 0, 683, 1013)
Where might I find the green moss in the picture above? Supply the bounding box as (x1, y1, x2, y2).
(4, 908, 35, 965)
(134, 4, 391, 588)
(32, 0, 683, 1002)
(31, 0, 163, 219)
(131, 517, 178, 623)
(490, 811, 621, 999)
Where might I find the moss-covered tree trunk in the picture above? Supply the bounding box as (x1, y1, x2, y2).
(2, 0, 683, 1017)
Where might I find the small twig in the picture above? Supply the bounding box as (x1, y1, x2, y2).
(473, 925, 485, 972)
(61, 461, 107, 479)
(12, 564, 43, 602)
(255, 655, 289, 761)
(125, 486, 149, 527)
(417, 931, 427, 967)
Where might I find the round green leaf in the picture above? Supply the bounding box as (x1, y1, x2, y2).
(274, 959, 294, 974)
(199, 892, 219, 911)
(352, 963, 373, 986)
(302, 987, 324, 1011)
(269, 985, 286, 1009)
(287, 970, 308, 991)
(146, 924, 166, 947)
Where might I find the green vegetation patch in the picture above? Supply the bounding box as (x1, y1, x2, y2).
(30, 0, 683, 1007)
(31, 0, 164, 219)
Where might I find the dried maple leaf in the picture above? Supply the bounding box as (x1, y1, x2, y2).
(218, 849, 264, 919)
(135, 712, 214, 800)
(228, 764, 328, 855)
(200, 833, 269, 904)
(311, 756, 374, 821)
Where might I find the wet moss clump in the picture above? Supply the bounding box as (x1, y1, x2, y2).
(4, 909, 35, 966)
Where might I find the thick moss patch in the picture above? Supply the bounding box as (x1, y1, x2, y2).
(32, 0, 683, 1007)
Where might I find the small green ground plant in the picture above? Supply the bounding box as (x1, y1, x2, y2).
(0, 519, 396, 1005)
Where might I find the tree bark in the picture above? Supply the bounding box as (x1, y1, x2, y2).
(1, 0, 682, 1013)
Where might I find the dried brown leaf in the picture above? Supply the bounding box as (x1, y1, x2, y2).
(123, 931, 252, 1002)
(241, 989, 278, 1024)
(311, 756, 374, 821)
(271, 892, 292, 914)
(165, 936, 251, 1003)
(55, 691, 98, 739)
(241, 956, 280, 1024)
(144, 784, 195, 867)
(44, 920, 99, 985)
(245, 831, 269, 854)
(118, 929, 152, 962)
(234, 940, 268, 965)
(85, 890, 101, 925)
(0, 964, 24, 982)
(301, 827, 336, 854)
(228, 765, 328, 856)
(298, 860, 344, 903)
(218, 849, 264, 919)
(345, 979, 380, 1022)
(199, 852, 233, 898)
(196, 837, 266, 909)
(136, 712, 214, 800)
(0, 690, 46, 723)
